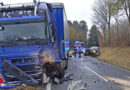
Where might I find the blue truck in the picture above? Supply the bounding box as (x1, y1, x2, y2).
(0, 1, 70, 89)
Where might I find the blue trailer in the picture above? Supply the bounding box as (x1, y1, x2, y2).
(0, 1, 69, 89)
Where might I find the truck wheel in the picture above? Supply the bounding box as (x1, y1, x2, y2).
(64, 57, 68, 70)
(64, 64, 68, 69)
(57, 63, 64, 79)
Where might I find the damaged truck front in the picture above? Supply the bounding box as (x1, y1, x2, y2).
(0, 2, 70, 89)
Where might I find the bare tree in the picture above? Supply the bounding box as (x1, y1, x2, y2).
(122, 0, 130, 23)
(93, 0, 114, 46)
(112, 0, 124, 39)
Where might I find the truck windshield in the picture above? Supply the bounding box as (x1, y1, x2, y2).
(0, 22, 49, 45)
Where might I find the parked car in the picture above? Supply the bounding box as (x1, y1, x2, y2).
(84, 46, 100, 56)
(90, 46, 100, 56)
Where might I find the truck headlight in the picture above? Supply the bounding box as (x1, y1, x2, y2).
(34, 65, 41, 69)
(92, 50, 96, 54)
(0, 83, 6, 87)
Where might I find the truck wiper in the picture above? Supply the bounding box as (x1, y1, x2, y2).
(0, 41, 19, 47)
(0, 42, 14, 47)
(31, 38, 46, 45)
(0, 39, 46, 47)
(0, 40, 30, 46)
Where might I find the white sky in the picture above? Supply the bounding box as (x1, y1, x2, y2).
(1, 0, 95, 29)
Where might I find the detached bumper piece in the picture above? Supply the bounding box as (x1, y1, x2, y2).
(2, 60, 38, 86)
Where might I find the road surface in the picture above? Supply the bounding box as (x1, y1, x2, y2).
(52, 56, 130, 90)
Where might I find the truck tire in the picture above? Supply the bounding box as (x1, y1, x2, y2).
(64, 57, 68, 70)
(57, 63, 64, 79)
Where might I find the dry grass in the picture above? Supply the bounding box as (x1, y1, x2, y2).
(98, 47, 130, 70)
(10, 86, 43, 90)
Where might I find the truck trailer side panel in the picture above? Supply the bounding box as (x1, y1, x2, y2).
(52, 3, 70, 59)
(53, 8, 65, 58)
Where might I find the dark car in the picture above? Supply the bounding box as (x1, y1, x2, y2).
(84, 48, 91, 56)
(84, 46, 100, 56)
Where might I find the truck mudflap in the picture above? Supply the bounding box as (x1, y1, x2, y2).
(2, 60, 39, 86)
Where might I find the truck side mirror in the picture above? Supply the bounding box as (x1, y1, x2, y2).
(49, 23, 56, 40)
(0, 26, 4, 31)
(49, 23, 55, 43)
(51, 36, 54, 43)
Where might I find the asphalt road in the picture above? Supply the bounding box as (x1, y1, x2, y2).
(52, 56, 130, 90)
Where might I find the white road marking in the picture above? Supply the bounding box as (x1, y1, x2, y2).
(73, 60, 108, 82)
(82, 63, 108, 82)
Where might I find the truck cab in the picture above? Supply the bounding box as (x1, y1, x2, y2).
(0, 2, 69, 89)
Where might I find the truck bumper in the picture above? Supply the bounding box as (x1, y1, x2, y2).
(0, 83, 16, 89)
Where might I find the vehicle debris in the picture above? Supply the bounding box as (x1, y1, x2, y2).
(42, 73, 50, 84)
(63, 73, 73, 81)
(67, 80, 86, 90)
(54, 78, 60, 84)
(43, 62, 63, 79)
(94, 81, 96, 83)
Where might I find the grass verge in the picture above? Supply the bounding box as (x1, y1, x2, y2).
(10, 86, 42, 90)
(97, 47, 130, 71)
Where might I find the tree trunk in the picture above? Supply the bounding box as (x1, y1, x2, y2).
(128, 0, 130, 24)
(115, 17, 119, 42)
(108, 26, 111, 46)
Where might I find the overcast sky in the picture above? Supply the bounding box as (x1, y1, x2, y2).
(1, 0, 95, 29)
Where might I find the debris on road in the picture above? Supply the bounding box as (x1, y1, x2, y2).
(63, 73, 73, 81)
(94, 81, 96, 83)
(67, 80, 86, 90)
(43, 73, 50, 84)
(52, 57, 130, 90)
(54, 78, 60, 84)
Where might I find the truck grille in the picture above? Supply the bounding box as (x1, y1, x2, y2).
(3, 57, 35, 64)
(11, 59, 22, 64)
(24, 58, 34, 63)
